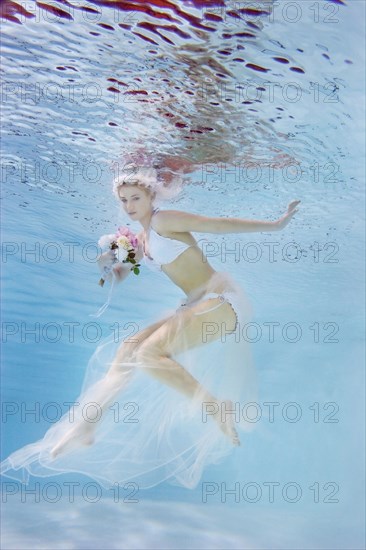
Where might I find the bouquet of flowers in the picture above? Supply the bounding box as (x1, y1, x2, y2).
(98, 227, 141, 286)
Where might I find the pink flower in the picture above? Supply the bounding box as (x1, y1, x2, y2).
(116, 226, 138, 250)
(116, 226, 130, 237)
(130, 236, 138, 249)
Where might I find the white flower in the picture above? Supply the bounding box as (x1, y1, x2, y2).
(98, 234, 115, 249)
(116, 247, 128, 262)
(116, 236, 130, 250)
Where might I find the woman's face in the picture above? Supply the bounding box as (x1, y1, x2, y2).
(117, 184, 154, 220)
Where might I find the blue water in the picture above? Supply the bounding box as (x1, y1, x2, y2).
(1, 0, 365, 548)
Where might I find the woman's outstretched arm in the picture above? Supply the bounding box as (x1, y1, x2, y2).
(154, 200, 301, 234)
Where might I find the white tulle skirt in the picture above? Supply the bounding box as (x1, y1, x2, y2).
(1, 271, 258, 490)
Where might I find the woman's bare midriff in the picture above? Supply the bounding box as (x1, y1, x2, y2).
(161, 246, 217, 295)
(142, 230, 235, 297)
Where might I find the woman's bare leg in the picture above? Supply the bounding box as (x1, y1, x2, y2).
(51, 296, 239, 458)
(136, 297, 240, 444)
(50, 316, 171, 458)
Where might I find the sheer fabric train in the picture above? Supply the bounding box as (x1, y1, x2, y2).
(1, 271, 258, 489)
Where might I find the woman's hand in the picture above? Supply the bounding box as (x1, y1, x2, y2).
(97, 251, 130, 285)
(97, 250, 117, 274)
(275, 200, 301, 230)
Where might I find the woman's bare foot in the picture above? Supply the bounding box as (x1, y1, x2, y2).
(212, 400, 241, 446)
(50, 420, 96, 459)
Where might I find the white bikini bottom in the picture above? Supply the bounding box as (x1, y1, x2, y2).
(178, 291, 246, 331)
(176, 271, 251, 331)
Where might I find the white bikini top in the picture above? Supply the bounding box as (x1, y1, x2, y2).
(143, 208, 194, 272)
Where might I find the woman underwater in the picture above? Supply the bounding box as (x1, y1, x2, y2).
(1, 166, 300, 489)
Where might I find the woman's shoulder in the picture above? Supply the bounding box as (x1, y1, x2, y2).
(151, 208, 180, 236)
(151, 207, 180, 227)
(151, 208, 195, 235)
